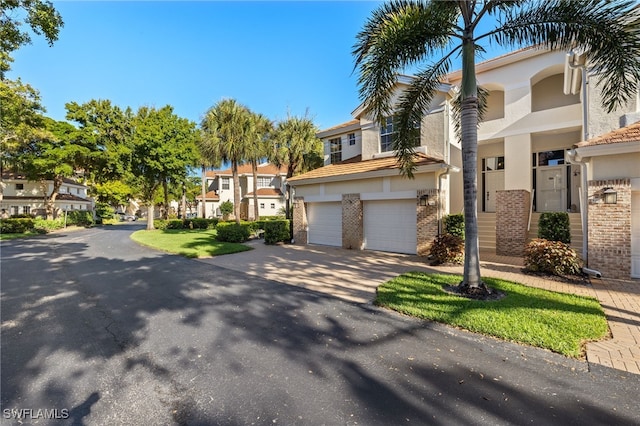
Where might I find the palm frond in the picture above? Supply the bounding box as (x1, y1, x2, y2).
(353, 0, 460, 122)
(489, 0, 640, 112)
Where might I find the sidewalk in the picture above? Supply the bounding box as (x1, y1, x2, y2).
(199, 242, 640, 375)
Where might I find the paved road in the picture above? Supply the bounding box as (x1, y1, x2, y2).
(1, 226, 639, 425)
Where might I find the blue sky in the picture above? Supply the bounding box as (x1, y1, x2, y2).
(9, 1, 509, 131)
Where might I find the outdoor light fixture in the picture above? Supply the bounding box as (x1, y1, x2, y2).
(419, 194, 429, 206)
(603, 188, 617, 204)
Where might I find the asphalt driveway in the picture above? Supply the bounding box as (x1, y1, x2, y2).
(2, 226, 639, 425)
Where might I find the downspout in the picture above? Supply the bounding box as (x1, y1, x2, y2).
(565, 51, 601, 278)
(437, 164, 460, 235)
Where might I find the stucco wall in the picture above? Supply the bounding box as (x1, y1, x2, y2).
(590, 152, 640, 181)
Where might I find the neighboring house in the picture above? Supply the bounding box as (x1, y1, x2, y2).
(197, 163, 288, 220)
(288, 47, 640, 279)
(0, 172, 93, 218)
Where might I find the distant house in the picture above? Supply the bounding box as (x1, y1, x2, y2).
(197, 163, 288, 220)
(0, 172, 93, 218)
(288, 47, 640, 280)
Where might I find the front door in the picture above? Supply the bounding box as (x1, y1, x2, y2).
(537, 166, 566, 212)
(484, 171, 504, 212)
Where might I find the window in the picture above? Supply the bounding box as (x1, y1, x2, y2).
(221, 177, 230, 190)
(270, 203, 275, 209)
(11, 206, 18, 215)
(536, 150, 565, 166)
(483, 157, 505, 171)
(330, 137, 342, 164)
(22, 206, 30, 215)
(260, 203, 265, 209)
(15, 183, 24, 190)
(380, 116, 420, 153)
(257, 177, 271, 187)
(348, 133, 356, 146)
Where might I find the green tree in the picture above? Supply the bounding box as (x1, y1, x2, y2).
(0, 0, 64, 77)
(129, 105, 199, 230)
(246, 112, 273, 220)
(13, 117, 92, 218)
(353, 0, 640, 292)
(196, 129, 222, 218)
(200, 99, 252, 224)
(271, 113, 323, 218)
(92, 180, 134, 209)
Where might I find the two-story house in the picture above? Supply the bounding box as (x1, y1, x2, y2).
(197, 163, 288, 220)
(0, 172, 93, 218)
(288, 47, 640, 280)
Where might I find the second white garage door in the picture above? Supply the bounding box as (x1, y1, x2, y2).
(364, 199, 417, 254)
(307, 202, 342, 247)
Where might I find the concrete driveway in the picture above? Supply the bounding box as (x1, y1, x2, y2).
(197, 240, 436, 303)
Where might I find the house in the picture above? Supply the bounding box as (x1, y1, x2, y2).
(288, 47, 640, 279)
(0, 172, 93, 218)
(197, 163, 288, 220)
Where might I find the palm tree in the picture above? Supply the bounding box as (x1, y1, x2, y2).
(354, 0, 640, 292)
(245, 112, 274, 220)
(200, 99, 251, 224)
(271, 114, 323, 219)
(196, 130, 222, 219)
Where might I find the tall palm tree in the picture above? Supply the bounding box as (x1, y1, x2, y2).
(271, 114, 323, 219)
(196, 130, 221, 219)
(354, 0, 640, 292)
(200, 99, 251, 224)
(245, 112, 274, 220)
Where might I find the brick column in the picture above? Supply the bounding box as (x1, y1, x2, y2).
(342, 193, 363, 250)
(496, 190, 530, 256)
(587, 179, 631, 279)
(417, 189, 439, 256)
(292, 197, 307, 245)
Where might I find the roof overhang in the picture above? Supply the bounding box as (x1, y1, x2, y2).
(574, 140, 640, 158)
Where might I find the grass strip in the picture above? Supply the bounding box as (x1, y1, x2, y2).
(131, 228, 252, 258)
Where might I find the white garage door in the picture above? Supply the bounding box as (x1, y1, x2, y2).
(307, 202, 342, 247)
(364, 199, 417, 254)
(632, 192, 640, 278)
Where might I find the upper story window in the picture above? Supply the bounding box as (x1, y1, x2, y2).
(330, 137, 342, 164)
(257, 177, 271, 187)
(348, 133, 356, 146)
(380, 116, 420, 153)
(15, 183, 24, 190)
(221, 177, 230, 190)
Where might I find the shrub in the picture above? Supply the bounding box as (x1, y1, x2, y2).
(264, 220, 290, 244)
(154, 219, 168, 230)
(429, 234, 464, 265)
(219, 201, 233, 216)
(538, 212, 571, 244)
(215, 222, 250, 243)
(165, 219, 184, 229)
(95, 203, 115, 220)
(443, 214, 465, 238)
(1, 218, 34, 233)
(66, 210, 94, 226)
(33, 218, 65, 233)
(524, 238, 582, 276)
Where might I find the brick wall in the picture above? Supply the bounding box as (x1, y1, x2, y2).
(587, 179, 631, 279)
(417, 189, 439, 256)
(342, 193, 363, 250)
(496, 190, 530, 256)
(292, 197, 307, 245)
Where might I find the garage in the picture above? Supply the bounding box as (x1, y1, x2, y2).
(363, 199, 417, 254)
(307, 202, 342, 247)
(632, 191, 640, 278)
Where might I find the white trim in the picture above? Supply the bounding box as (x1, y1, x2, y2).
(301, 194, 342, 203)
(575, 141, 640, 158)
(288, 162, 445, 186)
(632, 178, 640, 191)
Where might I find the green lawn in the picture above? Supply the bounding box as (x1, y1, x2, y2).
(0, 232, 37, 240)
(130, 228, 252, 258)
(376, 272, 609, 358)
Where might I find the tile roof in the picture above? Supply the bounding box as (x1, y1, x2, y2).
(287, 153, 444, 183)
(245, 188, 283, 197)
(205, 163, 287, 178)
(319, 119, 360, 133)
(195, 191, 220, 201)
(575, 121, 640, 147)
(1, 172, 87, 186)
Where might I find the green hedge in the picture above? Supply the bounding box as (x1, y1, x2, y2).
(443, 213, 464, 238)
(264, 220, 290, 244)
(538, 212, 571, 244)
(154, 218, 218, 230)
(215, 222, 251, 243)
(1, 218, 34, 233)
(66, 210, 94, 226)
(33, 218, 65, 233)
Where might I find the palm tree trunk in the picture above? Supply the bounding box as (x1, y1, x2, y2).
(252, 160, 259, 220)
(162, 179, 169, 219)
(201, 164, 207, 218)
(460, 35, 482, 289)
(232, 160, 241, 224)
